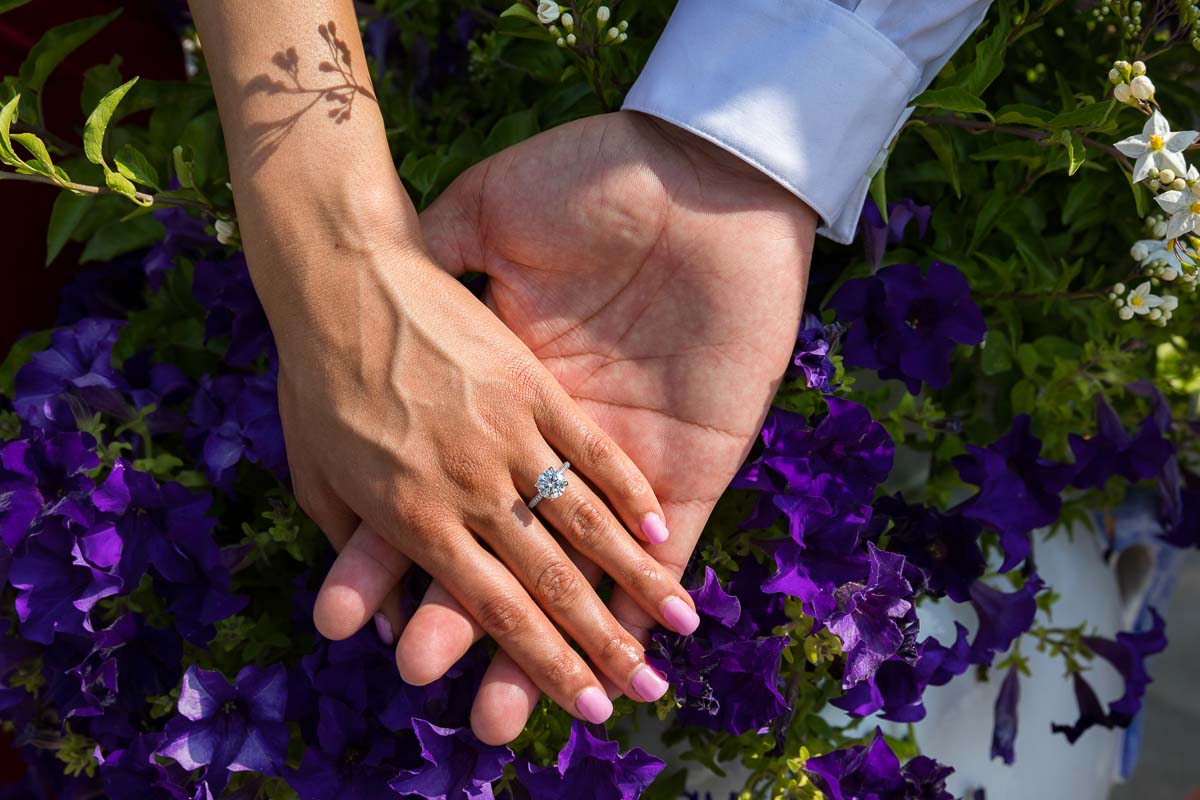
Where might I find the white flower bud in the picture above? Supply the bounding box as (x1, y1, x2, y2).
(214, 219, 238, 245)
(1172, 178, 1188, 191)
(596, 5, 611, 23)
(1131, 243, 1150, 261)
(618, 20, 628, 31)
(1159, 169, 1176, 184)
(1132, 60, 1147, 76)
(1149, 179, 1162, 191)
(1119, 305, 1135, 320)
(566, 32, 576, 45)
(605, 26, 619, 42)
(548, 24, 559, 34)
(1162, 267, 1180, 281)
(1149, 308, 1163, 320)
(1153, 221, 1169, 238)
(1114, 60, 1131, 71)
(1114, 282, 1127, 294)
(561, 12, 573, 29)
(1131, 75, 1155, 100)
(1109, 68, 1122, 84)
(617, 31, 627, 42)
(1164, 294, 1180, 310)
(1113, 82, 1133, 103)
(537, 1, 560, 24)
(556, 36, 565, 47)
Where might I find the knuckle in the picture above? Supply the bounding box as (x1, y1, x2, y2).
(532, 559, 582, 610)
(477, 593, 527, 638)
(598, 630, 640, 666)
(498, 352, 543, 404)
(440, 447, 488, 492)
(626, 558, 663, 596)
(564, 498, 608, 551)
(543, 649, 583, 688)
(581, 430, 615, 468)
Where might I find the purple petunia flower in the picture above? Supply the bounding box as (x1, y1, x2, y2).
(158, 665, 290, 796)
(518, 721, 664, 800)
(8, 518, 123, 644)
(0, 440, 46, 553)
(1069, 394, 1173, 490)
(13, 318, 129, 430)
(191, 256, 275, 367)
(187, 372, 287, 492)
(648, 567, 790, 735)
(144, 205, 214, 286)
(831, 622, 971, 723)
(288, 696, 419, 800)
(990, 664, 1020, 765)
(829, 261, 985, 395)
(966, 574, 1043, 666)
(871, 496, 985, 603)
(858, 197, 932, 270)
(953, 415, 1076, 571)
(100, 733, 192, 800)
(121, 350, 195, 434)
(806, 728, 954, 800)
(389, 718, 513, 800)
(788, 314, 837, 393)
(827, 546, 914, 688)
(1052, 608, 1168, 744)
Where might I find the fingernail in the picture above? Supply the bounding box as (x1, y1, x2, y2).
(575, 687, 613, 724)
(373, 613, 394, 647)
(641, 513, 670, 544)
(630, 664, 669, 702)
(662, 596, 700, 636)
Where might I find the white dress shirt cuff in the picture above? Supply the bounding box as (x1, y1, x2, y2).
(622, 0, 922, 244)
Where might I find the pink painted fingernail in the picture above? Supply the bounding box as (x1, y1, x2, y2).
(662, 596, 700, 635)
(641, 513, 670, 544)
(575, 687, 614, 724)
(373, 613, 394, 647)
(630, 664, 669, 702)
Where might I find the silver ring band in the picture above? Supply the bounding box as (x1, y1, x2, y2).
(528, 461, 570, 509)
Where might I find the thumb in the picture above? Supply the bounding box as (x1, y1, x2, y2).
(419, 161, 489, 278)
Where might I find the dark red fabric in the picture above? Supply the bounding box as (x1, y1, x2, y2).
(0, 0, 186, 354)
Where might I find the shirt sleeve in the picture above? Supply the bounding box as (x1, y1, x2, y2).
(621, 0, 993, 244)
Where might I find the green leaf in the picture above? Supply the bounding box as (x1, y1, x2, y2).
(1058, 129, 1085, 176)
(962, 5, 1010, 96)
(80, 210, 163, 262)
(914, 87, 991, 118)
(869, 161, 889, 224)
(970, 187, 1008, 252)
(45, 191, 94, 265)
(81, 56, 124, 114)
(499, 3, 541, 24)
(981, 330, 1014, 375)
(397, 151, 443, 196)
(993, 103, 1055, 127)
(10, 131, 65, 181)
(1127, 171, 1149, 217)
(18, 10, 122, 101)
(1016, 342, 1041, 375)
(0, 0, 34, 12)
(172, 144, 195, 189)
(1011, 378, 1037, 414)
(1048, 101, 1113, 131)
(114, 144, 159, 189)
(83, 77, 138, 169)
(104, 169, 151, 206)
(0, 330, 51, 397)
(0, 93, 27, 169)
(912, 125, 961, 198)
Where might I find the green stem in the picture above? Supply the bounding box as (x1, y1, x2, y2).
(0, 169, 215, 214)
(920, 114, 1131, 168)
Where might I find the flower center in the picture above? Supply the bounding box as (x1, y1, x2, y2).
(1149, 134, 1164, 151)
(1190, 201, 1200, 215)
(1131, 295, 1145, 307)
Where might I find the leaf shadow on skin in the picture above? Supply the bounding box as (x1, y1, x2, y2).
(240, 20, 377, 173)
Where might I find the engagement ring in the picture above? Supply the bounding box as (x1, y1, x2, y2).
(528, 461, 570, 509)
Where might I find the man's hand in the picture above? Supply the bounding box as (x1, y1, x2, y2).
(319, 111, 817, 742)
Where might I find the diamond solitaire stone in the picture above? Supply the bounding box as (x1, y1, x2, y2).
(535, 467, 568, 500)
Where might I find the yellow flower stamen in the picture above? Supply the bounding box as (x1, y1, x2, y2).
(1149, 134, 1164, 150)
(1191, 201, 1200, 215)
(1131, 295, 1145, 307)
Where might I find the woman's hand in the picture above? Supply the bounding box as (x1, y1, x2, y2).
(265, 219, 698, 724)
(185, 0, 697, 725)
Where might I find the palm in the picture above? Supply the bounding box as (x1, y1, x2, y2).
(424, 112, 814, 569)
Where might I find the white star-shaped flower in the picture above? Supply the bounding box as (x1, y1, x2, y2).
(1155, 182, 1200, 239)
(1124, 281, 1165, 315)
(1115, 111, 1198, 183)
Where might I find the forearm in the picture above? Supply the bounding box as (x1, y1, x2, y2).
(188, 1, 418, 320)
